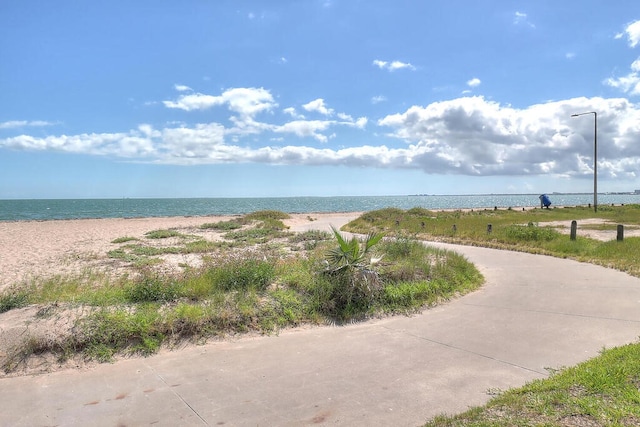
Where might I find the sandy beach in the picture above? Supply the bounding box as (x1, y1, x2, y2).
(3, 209, 638, 292)
(0, 213, 363, 292)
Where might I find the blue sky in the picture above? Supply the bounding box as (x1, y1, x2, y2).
(1, 1, 640, 199)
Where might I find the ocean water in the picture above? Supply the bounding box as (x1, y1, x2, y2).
(1, 194, 638, 221)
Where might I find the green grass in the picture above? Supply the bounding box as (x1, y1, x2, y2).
(345, 204, 640, 278)
(1, 227, 482, 372)
(425, 343, 640, 427)
(144, 229, 185, 239)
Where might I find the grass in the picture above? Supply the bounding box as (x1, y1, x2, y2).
(0, 215, 482, 372)
(345, 204, 640, 278)
(425, 343, 640, 426)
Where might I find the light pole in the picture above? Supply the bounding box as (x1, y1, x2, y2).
(571, 111, 597, 212)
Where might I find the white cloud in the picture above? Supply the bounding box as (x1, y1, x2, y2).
(3, 94, 640, 179)
(371, 95, 387, 104)
(605, 58, 640, 95)
(467, 78, 481, 87)
(174, 84, 192, 92)
(283, 107, 304, 119)
(274, 120, 333, 143)
(302, 98, 334, 116)
(514, 11, 535, 28)
(373, 59, 416, 71)
(622, 20, 640, 47)
(565, 52, 576, 59)
(0, 120, 57, 129)
(163, 87, 277, 117)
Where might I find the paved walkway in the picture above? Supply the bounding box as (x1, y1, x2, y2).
(2, 233, 640, 426)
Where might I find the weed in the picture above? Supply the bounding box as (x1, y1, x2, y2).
(111, 236, 138, 244)
(200, 220, 244, 230)
(145, 229, 184, 239)
(0, 291, 29, 313)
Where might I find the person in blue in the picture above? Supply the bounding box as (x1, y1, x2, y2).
(539, 194, 552, 209)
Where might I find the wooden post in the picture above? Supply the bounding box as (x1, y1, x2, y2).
(452, 224, 457, 233)
(570, 220, 577, 241)
(487, 224, 492, 234)
(617, 225, 624, 242)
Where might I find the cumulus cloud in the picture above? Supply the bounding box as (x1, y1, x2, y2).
(174, 84, 192, 92)
(373, 59, 416, 71)
(302, 98, 334, 116)
(605, 58, 640, 96)
(377, 96, 640, 177)
(3, 94, 640, 179)
(371, 95, 387, 104)
(163, 87, 276, 117)
(466, 78, 481, 88)
(621, 20, 640, 48)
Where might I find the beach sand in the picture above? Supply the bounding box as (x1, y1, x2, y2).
(0, 212, 363, 292)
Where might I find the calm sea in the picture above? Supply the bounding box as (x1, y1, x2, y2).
(1, 194, 638, 221)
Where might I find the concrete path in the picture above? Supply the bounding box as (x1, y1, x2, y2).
(2, 237, 640, 426)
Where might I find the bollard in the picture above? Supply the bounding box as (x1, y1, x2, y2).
(487, 224, 492, 234)
(452, 224, 457, 233)
(570, 220, 577, 241)
(617, 225, 624, 242)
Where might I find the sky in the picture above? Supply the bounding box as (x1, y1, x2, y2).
(1, 1, 640, 199)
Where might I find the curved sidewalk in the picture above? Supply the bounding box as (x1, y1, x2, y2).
(1, 244, 640, 426)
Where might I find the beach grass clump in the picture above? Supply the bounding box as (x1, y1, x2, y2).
(244, 210, 290, 221)
(424, 343, 640, 426)
(504, 222, 560, 241)
(200, 220, 244, 230)
(111, 236, 138, 244)
(1, 222, 483, 371)
(0, 290, 30, 313)
(144, 229, 185, 239)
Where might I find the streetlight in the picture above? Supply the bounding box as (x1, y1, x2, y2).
(571, 111, 597, 212)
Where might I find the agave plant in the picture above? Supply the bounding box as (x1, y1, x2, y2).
(326, 226, 384, 272)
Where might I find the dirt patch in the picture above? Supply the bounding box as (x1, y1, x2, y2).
(538, 218, 640, 241)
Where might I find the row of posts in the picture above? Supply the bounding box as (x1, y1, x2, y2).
(413, 220, 625, 241)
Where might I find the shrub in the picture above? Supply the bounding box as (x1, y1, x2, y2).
(200, 220, 243, 230)
(145, 229, 183, 239)
(0, 291, 29, 313)
(505, 222, 560, 241)
(124, 276, 182, 303)
(210, 258, 275, 292)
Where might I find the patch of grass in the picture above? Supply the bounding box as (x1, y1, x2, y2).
(244, 210, 290, 221)
(124, 276, 183, 303)
(345, 204, 640, 278)
(223, 227, 281, 244)
(145, 229, 185, 239)
(0, 290, 30, 313)
(111, 236, 139, 244)
(200, 220, 244, 230)
(504, 222, 560, 242)
(425, 343, 640, 426)
(209, 257, 275, 292)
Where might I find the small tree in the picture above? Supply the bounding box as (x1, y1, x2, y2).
(326, 226, 383, 272)
(323, 227, 384, 318)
